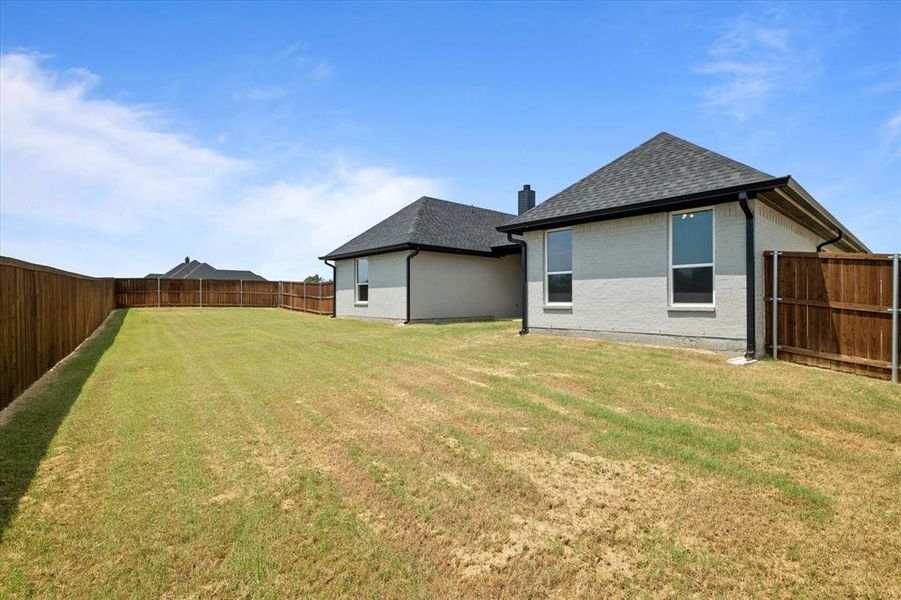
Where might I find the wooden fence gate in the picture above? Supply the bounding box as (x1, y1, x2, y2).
(765, 251, 899, 382)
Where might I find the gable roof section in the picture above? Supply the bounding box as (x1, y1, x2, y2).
(321, 196, 518, 260)
(502, 132, 777, 230)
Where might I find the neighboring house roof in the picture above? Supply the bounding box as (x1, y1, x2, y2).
(146, 260, 267, 281)
(498, 132, 868, 252)
(320, 196, 519, 260)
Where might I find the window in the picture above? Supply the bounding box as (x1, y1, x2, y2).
(355, 258, 369, 303)
(545, 229, 572, 304)
(670, 209, 714, 305)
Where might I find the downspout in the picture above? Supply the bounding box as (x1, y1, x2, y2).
(323, 259, 336, 318)
(738, 193, 756, 359)
(405, 249, 419, 324)
(816, 229, 843, 252)
(506, 233, 528, 335)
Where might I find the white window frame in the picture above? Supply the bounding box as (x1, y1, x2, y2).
(668, 207, 715, 308)
(355, 257, 369, 305)
(544, 227, 573, 307)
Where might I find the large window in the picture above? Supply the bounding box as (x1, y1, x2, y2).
(545, 229, 573, 304)
(670, 209, 714, 306)
(355, 258, 369, 303)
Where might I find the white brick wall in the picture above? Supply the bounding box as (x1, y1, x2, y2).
(411, 252, 521, 320)
(336, 250, 522, 322)
(524, 202, 749, 350)
(335, 251, 407, 320)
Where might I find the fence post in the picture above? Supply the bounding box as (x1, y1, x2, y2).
(199, 279, 203, 308)
(240, 279, 244, 308)
(892, 253, 899, 384)
(772, 251, 779, 360)
(157, 277, 161, 308)
(303, 281, 307, 313)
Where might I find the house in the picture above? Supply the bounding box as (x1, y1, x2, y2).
(319, 197, 522, 322)
(497, 132, 868, 357)
(146, 258, 267, 281)
(321, 132, 867, 358)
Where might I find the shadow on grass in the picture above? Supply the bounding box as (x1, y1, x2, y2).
(0, 309, 125, 538)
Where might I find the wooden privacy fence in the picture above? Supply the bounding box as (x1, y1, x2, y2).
(280, 281, 334, 315)
(765, 251, 899, 382)
(0, 257, 115, 410)
(115, 278, 334, 315)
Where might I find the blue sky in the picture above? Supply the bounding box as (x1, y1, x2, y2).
(1, 1, 898, 279)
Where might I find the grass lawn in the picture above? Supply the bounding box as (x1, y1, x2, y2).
(1, 308, 899, 597)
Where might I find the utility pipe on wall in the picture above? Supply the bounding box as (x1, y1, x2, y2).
(405, 249, 420, 324)
(323, 260, 336, 317)
(738, 193, 756, 359)
(816, 229, 843, 252)
(506, 233, 528, 335)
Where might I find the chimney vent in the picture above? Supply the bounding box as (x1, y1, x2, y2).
(518, 184, 535, 215)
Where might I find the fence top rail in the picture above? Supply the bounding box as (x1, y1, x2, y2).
(763, 251, 895, 261)
(0, 255, 114, 281)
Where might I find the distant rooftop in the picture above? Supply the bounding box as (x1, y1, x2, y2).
(146, 258, 267, 281)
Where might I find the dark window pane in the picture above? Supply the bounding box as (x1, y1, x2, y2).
(547, 230, 572, 272)
(672, 210, 713, 265)
(356, 258, 369, 284)
(673, 266, 713, 304)
(547, 273, 572, 303)
(357, 284, 368, 302)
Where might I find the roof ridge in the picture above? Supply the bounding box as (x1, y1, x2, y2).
(407, 196, 429, 239)
(418, 195, 516, 218)
(658, 132, 773, 178)
(533, 133, 667, 210)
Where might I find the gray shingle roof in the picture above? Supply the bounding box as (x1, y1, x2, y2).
(321, 197, 518, 260)
(502, 132, 776, 229)
(147, 260, 267, 281)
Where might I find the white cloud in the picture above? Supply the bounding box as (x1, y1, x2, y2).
(0, 52, 244, 233)
(0, 52, 442, 280)
(883, 109, 901, 156)
(695, 11, 819, 121)
(218, 164, 442, 278)
(310, 61, 333, 81)
(234, 86, 290, 101)
(867, 78, 901, 95)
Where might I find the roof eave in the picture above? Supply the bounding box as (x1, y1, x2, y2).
(320, 242, 519, 262)
(497, 178, 790, 233)
(779, 177, 870, 253)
